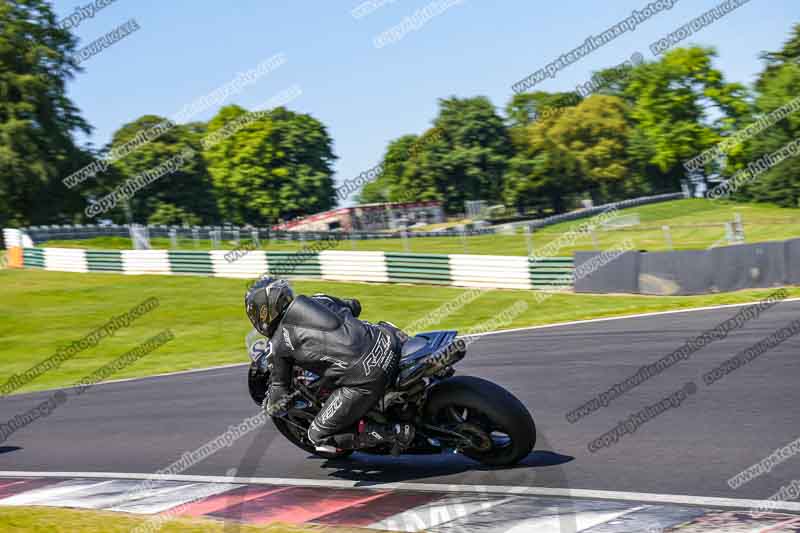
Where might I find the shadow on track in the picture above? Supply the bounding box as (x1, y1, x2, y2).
(0, 447, 21, 456)
(316, 449, 574, 486)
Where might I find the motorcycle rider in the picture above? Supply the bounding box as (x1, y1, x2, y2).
(245, 277, 415, 453)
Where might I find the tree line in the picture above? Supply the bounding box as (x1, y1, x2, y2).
(1, 0, 798, 228)
(362, 25, 800, 215)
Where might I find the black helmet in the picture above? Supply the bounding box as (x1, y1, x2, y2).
(245, 278, 294, 337)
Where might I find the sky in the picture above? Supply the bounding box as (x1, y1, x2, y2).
(52, 0, 799, 206)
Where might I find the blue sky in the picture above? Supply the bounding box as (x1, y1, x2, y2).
(53, 0, 798, 205)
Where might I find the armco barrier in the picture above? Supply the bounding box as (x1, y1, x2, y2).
(638, 250, 712, 295)
(19, 223, 496, 245)
(710, 241, 788, 293)
(169, 250, 214, 275)
(13, 245, 574, 291)
(575, 239, 800, 295)
(23, 247, 45, 269)
(86, 250, 123, 272)
(787, 238, 800, 285)
(574, 250, 640, 294)
(529, 257, 575, 289)
(266, 251, 322, 277)
(504, 192, 686, 230)
(385, 253, 451, 285)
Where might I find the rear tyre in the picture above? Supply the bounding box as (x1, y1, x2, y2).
(425, 376, 535, 467)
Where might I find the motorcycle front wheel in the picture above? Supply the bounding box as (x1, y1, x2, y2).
(249, 363, 352, 460)
(272, 415, 354, 460)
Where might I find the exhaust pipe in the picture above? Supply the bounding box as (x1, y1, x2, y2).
(397, 338, 467, 389)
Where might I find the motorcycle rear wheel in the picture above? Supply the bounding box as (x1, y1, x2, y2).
(425, 376, 536, 467)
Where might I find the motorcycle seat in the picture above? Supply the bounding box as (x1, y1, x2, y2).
(401, 336, 428, 358)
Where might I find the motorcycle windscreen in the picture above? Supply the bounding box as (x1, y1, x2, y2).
(245, 327, 271, 363)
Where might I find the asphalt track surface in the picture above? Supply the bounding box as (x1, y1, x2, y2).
(2, 300, 799, 505)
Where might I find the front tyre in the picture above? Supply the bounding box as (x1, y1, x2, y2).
(248, 362, 269, 406)
(272, 416, 353, 460)
(248, 363, 352, 460)
(425, 376, 536, 467)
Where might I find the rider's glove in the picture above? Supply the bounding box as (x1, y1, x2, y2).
(345, 298, 362, 318)
(264, 385, 291, 417)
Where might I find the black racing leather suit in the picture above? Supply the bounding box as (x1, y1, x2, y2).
(266, 294, 405, 444)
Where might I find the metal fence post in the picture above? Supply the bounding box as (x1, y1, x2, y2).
(192, 228, 199, 248)
(733, 213, 745, 243)
(725, 222, 735, 245)
(169, 228, 177, 249)
(590, 228, 599, 250)
(662, 225, 673, 250)
(525, 225, 533, 256)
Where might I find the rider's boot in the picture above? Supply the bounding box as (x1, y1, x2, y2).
(314, 443, 342, 454)
(330, 421, 415, 452)
(356, 421, 415, 453)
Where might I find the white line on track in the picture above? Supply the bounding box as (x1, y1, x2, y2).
(90, 362, 248, 386)
(1, 471, 798, 513)
(469, 297, 800, 338)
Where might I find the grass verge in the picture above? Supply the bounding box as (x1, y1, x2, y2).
(1, 268, 798, 395)
(40, 199, 800, 255)
(0, 506, 371, 533)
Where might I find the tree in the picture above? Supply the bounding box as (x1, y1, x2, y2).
(358, 135, 419, 203)
(0, 0, 93, 226)
(614, 47, 749, 192)
(756, 22, 800, 93)
(505, 91, 582, 128)
(504, 95, 632, 213)
(362, 98, 511, 213)
(731, 26, 800, 206)
(550, 95, 632, 203)
(203, 105, 336, 225)
(105, 115, 218, 224)
(409, 97, 512, 213)
(147, 204, 201, 226)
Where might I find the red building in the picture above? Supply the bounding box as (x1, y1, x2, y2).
(273, 201, 445, 232)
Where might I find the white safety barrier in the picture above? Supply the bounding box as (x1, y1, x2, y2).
(320, 251, 389, 283)
(44, 248, 88, 273)
(449, 254, 532, 290)
(210, 250, 268, 279)
(121, 250, 171, 275)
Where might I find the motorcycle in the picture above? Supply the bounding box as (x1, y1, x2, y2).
(247, 330, 536, 466)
